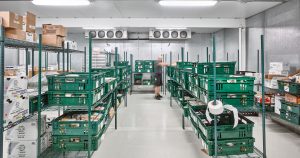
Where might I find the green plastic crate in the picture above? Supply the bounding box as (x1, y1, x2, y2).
(176, 62, 196, 69)
(52, 111, 105, 136)
(29, 93, 48, 114)
(195, 62, 236, 75)
(189, 105, 254, 140)
(199, 131, 255, 156)
(280, 109, 300, 125)
(47, 72, 105, 91)
(104, 78, 117, 94)
(197, 75, 255, 93)
(92, 68, 115, 77)
(52, 131, 103, 151)
(278, 80, 300, 95)
(199, 90, 255, 108)
(142, 79, 152, 85)
(280, 100, 300, 115)
(48, 88, 103, 107)
(114, 61, 129, 66)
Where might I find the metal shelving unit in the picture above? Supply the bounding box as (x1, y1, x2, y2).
(167, 42, 266, 157)
(0, 24, 87, 158)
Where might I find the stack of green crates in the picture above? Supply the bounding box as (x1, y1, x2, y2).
(188, 103, 255, 156)
(52, 111, 106, 151)
(47, 72, 108, 151)
(47, 72, 105, 107)
(280, 100, 300, 125)
(135, 60, 155, 73)
(193, 62, 255, 112)
(278, 80, 300, 125)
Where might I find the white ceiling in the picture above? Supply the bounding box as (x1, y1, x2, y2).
(0, 0, 282, 19)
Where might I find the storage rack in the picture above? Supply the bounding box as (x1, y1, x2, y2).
(0, 24, 88, 158)
(166, 39, 266, 157)
(40, 34, 131, 157)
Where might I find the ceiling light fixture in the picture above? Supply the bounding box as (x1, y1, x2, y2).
(159, 0, 217, 7)
(32, 0, 90, 6)
(156, 27, 187, 30)
(82, 27, 115, 30)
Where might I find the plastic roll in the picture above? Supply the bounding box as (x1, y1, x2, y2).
(207, 100, 224, 115)
(205, 108, 213, 123)
(224, 104, 239, 128)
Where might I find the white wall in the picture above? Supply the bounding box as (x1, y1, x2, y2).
(67, 32, 214, 71)
(4, 30, 243, 72)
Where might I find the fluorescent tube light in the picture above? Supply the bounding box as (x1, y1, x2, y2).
(159, 1, 217, 7)
(83, 27, 115, 30)
(32, 0, 90, 6)
(156, 27, 187, 30)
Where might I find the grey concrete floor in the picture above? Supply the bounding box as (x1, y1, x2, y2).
(93, 94, 300, 158)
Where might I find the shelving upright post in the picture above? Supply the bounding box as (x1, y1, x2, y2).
(0, 24, 4, 158)
(114, 47, 118, 130)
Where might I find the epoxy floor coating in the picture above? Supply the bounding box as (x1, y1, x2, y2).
(93, 94, 300, 158)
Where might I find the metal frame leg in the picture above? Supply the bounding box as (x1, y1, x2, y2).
(170, 95, 172, 107)
(182, 114, 185, 130)
(114, 92, 118, 130)
(0, 26, 5, 158)
(125, 91, 128, 107)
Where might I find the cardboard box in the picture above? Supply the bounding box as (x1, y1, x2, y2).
(5, 28, 26, 41)
(6, 115, 47, 141)
(5, 69, 18, 76)
(285, 93, 300, 104)
(42, 34, 64, 47)
(269, 62, 290, 71)
(4, 76, 28, 96)
(4, 97, 29, 127)
(7, 133, 50, 158)
(42, 24, 66, 37)
(0, 11, 23, 29)
(22, 12, 36, 33)
(64, 40, 78, 50)
(25, 32, 37, 43)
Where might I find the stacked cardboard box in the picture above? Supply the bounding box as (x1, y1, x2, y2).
(269, 62, 290, 76)
(4, 74, 29, 127)
(42, 24, 67, 47)
(0, 11, 37, 42)
(0, 11, 25, 41)
(5, 115, 51, 158)
(23, 11, 37, 42)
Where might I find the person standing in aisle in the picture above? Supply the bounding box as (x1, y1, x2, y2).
(154, 57, 168, 100)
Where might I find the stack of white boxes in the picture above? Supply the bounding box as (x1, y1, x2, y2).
(5, 115, 51, 158)
(4, 75, 29, 127)
(269, 62, 290, 76)
(64, 40, 78, 50)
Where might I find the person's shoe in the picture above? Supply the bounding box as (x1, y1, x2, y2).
(155, 96, 161, 100)
(158, 95, 163, 98)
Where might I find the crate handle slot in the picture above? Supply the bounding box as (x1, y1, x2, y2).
(69, 123, 80, 128)
(65, 78, 75, 83)
(70, 138, 80, 142)
(225, 142, 235, 147)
